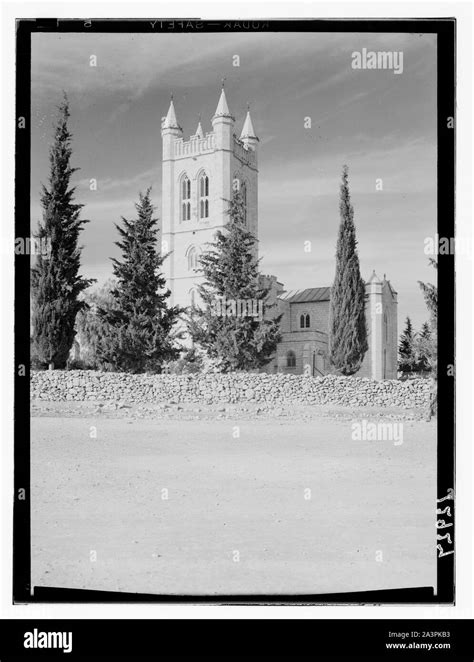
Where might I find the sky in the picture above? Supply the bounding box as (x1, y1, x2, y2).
(31, 31, 438, 329)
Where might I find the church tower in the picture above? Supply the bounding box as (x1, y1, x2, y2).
(161, 86, 259, 309)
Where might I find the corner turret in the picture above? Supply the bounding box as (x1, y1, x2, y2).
(211, 84, 234, 151)
(240, 107, 259, 151)
(161, 96, 183, 161)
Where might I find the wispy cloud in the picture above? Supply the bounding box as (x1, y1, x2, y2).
(75, 166, 159, 194)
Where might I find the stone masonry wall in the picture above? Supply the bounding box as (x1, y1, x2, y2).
(30, 371, 431, 409)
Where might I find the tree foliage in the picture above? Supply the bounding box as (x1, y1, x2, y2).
(414, 321, 432, 373)
(188, 188, 281, 371)
(329, 165, 368, 375)
(398, 316, 417, 374)
(74, 280, 118, 369)
(417, 258, 438, 372)
(31, 95, 93, 369)
(97, 189, 182, 373)
(418, 258, 438, 418)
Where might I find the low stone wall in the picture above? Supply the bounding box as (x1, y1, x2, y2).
(30, 370, 431, 409)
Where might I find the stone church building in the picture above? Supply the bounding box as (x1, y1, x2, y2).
(161, 87, 398, 380)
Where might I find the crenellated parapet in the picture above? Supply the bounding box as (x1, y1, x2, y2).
(174, 133, 216, 159)
(171, 132, 257, 167)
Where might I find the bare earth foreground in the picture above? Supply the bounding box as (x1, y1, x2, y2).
(31, 402, 437, 597)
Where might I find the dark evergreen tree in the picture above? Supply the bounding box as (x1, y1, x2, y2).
(97, 188, 182, 373)
(329, 165, 368, 375)
(31, 95, 93, 369)
(188, 188, 281, 371)
(398, 316, 417, 374)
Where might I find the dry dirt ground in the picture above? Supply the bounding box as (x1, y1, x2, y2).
(31, 401, 437, 597)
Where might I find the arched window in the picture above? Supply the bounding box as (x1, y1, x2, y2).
(286, 350, 296, 368)
(189, 288, 197, 308)
(300, 313, 310, 329)
(187, 246, 198, 271)
(199, 172, 209, 219)
(181, 175, 191, 221)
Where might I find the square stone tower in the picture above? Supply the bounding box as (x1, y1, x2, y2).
(161, 87, 259, 309)
(358, 271, 398, 379)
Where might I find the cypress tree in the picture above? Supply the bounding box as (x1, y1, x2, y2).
(329, 165, 368, 375)
(97, 188, 182, 373)
(398, 316, 417, 374)
(31, 95, 93, 369)
(188, 188, 281, 371)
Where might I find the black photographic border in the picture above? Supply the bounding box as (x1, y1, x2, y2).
(14, 17, 455, 605)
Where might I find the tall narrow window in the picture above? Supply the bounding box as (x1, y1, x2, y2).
(181, 175, 191, 221)
(199, 173, 209, 219)
(241, 182, 247, 224)
(286, 351, 296, 368)
(187, 247, 198, 271)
